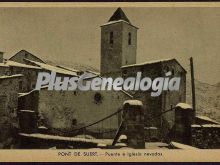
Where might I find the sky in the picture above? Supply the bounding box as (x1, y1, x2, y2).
(0, 7, 219, 84)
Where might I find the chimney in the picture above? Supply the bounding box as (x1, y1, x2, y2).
(0, 52, 4, 63)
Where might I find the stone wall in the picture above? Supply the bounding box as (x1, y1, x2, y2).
(172, 103, 220, 149)
(0, 66, 9, 76)
(161, 60, 186, 141)
(0, 75, 22, 148)
(101, 23, 123, 75)
(100, 21, 137, 75)
(121, 62, 163, 128)
(173, 103, 194, 145)
(18, 90, 39, 113)
(11, 67, 40, 92)
(121, 60, 186, 141)
(191, 124, 220, 149)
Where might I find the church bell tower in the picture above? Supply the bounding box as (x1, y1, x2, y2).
(100, 8, 138, 76)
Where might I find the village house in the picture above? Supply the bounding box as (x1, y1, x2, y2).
(0, 50, 79, 93)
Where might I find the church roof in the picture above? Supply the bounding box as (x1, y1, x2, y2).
(121, 58, 187, 73)
(101, 8, 138, 29)
(108, 8, 131, 24)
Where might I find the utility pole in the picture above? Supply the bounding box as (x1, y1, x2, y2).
(190, 57, 196, 118)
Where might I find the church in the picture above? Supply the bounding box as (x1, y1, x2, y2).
(99, 8, 187, 140)
(1, 8, 187, 142)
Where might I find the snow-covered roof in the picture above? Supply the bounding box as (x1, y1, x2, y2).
(176, 103, 192, 110)
(0, 62, 9, 67)
(56, 65, 80, 73)
(196, 116, 220, 125)
(0, 74, 23, 79)
(101, 20, 129, 26)
(191, 124, 201, 127)
(191, 124, 220, 128)
(201, 124, 220, 128)
(6, 60, 42, 69)
(24, 58, 78, 76)
(101, 19, 138, 29)
(123, 100, 143, 106)
(202, 124, 220, 128)
(122, 58, 187, 73)
(121, 58, 175, 68)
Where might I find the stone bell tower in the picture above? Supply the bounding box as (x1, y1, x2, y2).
(100, 8, 138, 76)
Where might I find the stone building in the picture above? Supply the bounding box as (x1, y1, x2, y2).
(18, 84, 131, 138)
(100, 8, 187, 141)
(0, 74, 23, 148)
(0, 52, 9, 75)
(100, 8, 138, 77)
(0, 50, 79, 93)
(121, 59, 186, 140)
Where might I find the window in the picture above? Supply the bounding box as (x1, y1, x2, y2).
(164, 66, 169, 73)
(32, 83, 35, 89)
(72, 119, 77, 126)
(128, 32, 131, 45)
(171, 68, 175, 75)
(122, 70, 127, 76)
(10, 67, 14, 74)
(94, 92, 102, 104)
(110, 31, 114, 44)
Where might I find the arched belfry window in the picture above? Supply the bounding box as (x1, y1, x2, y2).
(128, 32, 131, 45)
(110, 31, 114, 44)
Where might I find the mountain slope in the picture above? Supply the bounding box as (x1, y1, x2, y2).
(186, 80, 220, 122)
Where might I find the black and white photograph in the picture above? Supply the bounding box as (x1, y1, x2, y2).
(0, 4, 220, 153)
